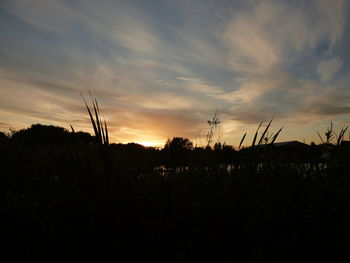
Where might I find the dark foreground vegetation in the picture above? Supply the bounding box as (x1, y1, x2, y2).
(2, 124, 350, 262)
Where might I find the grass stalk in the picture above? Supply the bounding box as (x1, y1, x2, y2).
(81, 92, 109, 146)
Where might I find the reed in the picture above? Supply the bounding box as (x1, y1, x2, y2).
(270, 126, 283, 144)
(317, 122, 348, 146)
(247, 118, 283, 148)
(251, 121, 263, 147)
(238, 132, 247, 150)
(336, 126, 348, 146)
(81, 92, 109, 146)
(257, 118, 273, 146)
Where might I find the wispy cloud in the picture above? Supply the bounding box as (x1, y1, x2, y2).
(223, 0, 347, 74)
(216, 0, 348, 131)
(317, 57, 343, 82)
(178, 77, 224, 94)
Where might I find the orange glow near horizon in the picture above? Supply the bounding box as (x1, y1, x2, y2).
(137, 141, 162, 147)
(127, 140, 165, 148)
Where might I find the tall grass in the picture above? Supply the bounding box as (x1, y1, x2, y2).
(81, 91, 109, 146)
(317, 122, 348, 146)
(239, 118, 283, 149)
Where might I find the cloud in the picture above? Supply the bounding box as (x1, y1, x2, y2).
(311, 106, 350, 115)
(117, 92, 197, 110)
(178, 77, 224, 94)
(300, 85, 350, 117)
(211, 70, 306, 107)
(317, 57, 343, 82)
(216, 0, 348, 131)
(223, 0, 347, 74)
(314, 0, 347, 49)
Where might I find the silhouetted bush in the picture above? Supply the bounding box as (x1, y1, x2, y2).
(0, 131, 9, 142)
(10, 124, 70, 146)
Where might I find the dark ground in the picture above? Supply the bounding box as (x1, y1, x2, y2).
(2, 124, 350, 262)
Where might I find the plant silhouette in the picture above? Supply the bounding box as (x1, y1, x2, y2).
(2, 108, 350, 262)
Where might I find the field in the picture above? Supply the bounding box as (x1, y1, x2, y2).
(2, 122, 350, 262)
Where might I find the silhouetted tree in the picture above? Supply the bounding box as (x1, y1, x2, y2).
(0, 131, 9, 143)
(11, 124, 69, 146)
(10, 124, 96, 147)
(164, 137, 193, 167)
(164, 137, 193, 151)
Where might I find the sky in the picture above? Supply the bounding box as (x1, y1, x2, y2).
(0, 0, 350, 147)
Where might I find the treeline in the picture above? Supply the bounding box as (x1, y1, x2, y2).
(2, 123, 350, 169)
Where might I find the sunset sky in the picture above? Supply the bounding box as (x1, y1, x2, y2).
(1, 0, 349, 147)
